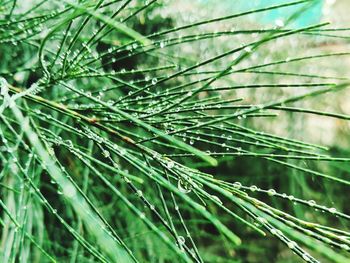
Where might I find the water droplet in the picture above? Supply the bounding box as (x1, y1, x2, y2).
(178, 180, 192, 194)
(66, 140, 73, 148)
(249, 185, 258, 192)
(119, 148, 126, 156)
(329, 207, 337, 214)
(151, 78, 158, 85)
(287, 241, 297, 249)
(244, 46, 252, 53)
(302, 253, 310, 262)
(177, 236, 185, 245)
(232, 182, 242, 189)
(267, 189, 276, 196)
(308, 200, 316, 207)
(102, 150, 110, 158)
(167, 160, 175, 169)
(275, 19, 285, 27)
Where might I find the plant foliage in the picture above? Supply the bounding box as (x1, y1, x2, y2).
(1, 0, 350, 262)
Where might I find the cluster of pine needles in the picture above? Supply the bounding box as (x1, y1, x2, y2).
(1, 0, 350, 262)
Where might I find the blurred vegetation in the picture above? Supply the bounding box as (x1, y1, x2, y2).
(1, 0, 350, 262)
